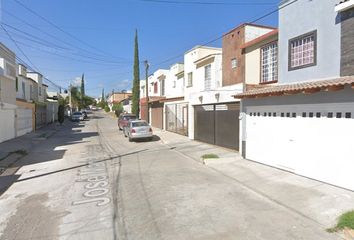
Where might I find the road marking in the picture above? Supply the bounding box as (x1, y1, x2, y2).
(72, 146, 111, 207)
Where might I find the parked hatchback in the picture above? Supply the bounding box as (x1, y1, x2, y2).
(118, 113, 136, 130)
(71, 112, 84, 121)
(123, 120, 153, 142)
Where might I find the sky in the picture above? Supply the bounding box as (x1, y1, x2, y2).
(0, 0, 279, 98)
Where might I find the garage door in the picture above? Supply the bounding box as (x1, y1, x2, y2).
(151, 102, 163, 129)
(16, 108, 33, 137)
(245, 103, 354, 190)
(194, 103, 240, 150)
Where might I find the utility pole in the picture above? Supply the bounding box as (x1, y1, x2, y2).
(144, 60, 149, 123)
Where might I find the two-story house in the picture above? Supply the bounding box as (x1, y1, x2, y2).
(16, 64, 36, 135)
(235, 0, 354, 190)
(27, 71, 47, 129)
(163, 63, 189, 136)
(145, 69, 169, 129)
(0, 43, 17, 143)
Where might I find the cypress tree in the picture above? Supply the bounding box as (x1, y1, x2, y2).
(131, 29, 140, 117)
(81, 73, 85, 108)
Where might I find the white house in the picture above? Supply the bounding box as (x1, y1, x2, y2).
(0, 43, 17, 143)
(235, 0, 354, 190)
(163, 63, 189, 136)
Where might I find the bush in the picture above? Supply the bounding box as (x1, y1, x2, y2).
(104, 106, 110, 112)
(112, 103, 124, 117)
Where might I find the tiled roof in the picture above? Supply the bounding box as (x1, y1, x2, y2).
(234, 76, 354, 99)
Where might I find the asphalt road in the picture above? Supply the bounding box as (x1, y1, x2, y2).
(0, 111, 342, 240)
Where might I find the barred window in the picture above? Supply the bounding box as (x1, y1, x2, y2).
(289, 31, 317, 70)
(261, 42, 278, 83)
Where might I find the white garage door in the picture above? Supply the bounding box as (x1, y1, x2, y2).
(245, 102, 354, 191)
(16, 108, 33, 137)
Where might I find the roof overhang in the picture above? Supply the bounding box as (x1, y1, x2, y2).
(335, 0, 354, 12)
(234, 76, 354, 99)
(194, 54, 220, 68)
(160, 96, 184, 103)
(240, 29, 279, 49)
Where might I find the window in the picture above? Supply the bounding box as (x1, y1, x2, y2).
(336, 112, 342, 118)
(302, 112, 307, 117)
(345, 113, 351, 118)
(231, 58, 238, 69)
(153, 82, 158, 94)
(204, 64, 211, 90)
(261, 42, 278, 83)
(161, 79, 165, 96)
(289, 30, 317, 71)
(39, 86, 42, 96)
(30, 85, 33, 100)
(328, 112, 333, 118)
(22, 82, 26, 98)
(187, 72, 193, 87)
(173, 80, 176, 88)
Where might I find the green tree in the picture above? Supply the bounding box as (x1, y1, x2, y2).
(81, 73, 85, 106)
(112, 103, 124, 117)
(104, 106, 110, 112)
(131, 29, 140, 118)
(101, 88, 105, 103)
(58, 105, 65, 125)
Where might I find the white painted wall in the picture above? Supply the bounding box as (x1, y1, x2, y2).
(165, 63, 184, 98)
(0, 108, 16, 143)
(244, 101, 354, 190)
(245, 25, 274, 42)
(27, 72, 44, 102)
(16, 108, 32, 137)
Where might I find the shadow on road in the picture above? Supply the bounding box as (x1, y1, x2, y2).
(0, 119, 98, 196)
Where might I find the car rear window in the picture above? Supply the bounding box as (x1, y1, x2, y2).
(123, 115, 136, 120)
(132, 122, 148, 127)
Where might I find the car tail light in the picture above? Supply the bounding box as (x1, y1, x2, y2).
(131, 129, 136, 133)
(149, 128, 152, 132)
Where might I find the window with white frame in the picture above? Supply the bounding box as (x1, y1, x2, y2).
(289, 30, 317, 70)
(261, 42, 278, 83)
(231, 58, 238, 69)
(204, 64, 211, 90)
(187, 72, 193, 87)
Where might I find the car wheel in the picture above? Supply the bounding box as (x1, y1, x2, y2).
(147, 137, 153, 141)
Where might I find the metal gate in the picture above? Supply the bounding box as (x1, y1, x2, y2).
(165, 103, 188, 136)
(151, 102, 163, 129)
(35, 104, 47, 129)
(194, 103, 240, 150)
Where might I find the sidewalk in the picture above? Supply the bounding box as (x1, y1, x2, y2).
(153, 127, 354, 236)
(0, 123, 59, 176)
(153, 127, 241, 163)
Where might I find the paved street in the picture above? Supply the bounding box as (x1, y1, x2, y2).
(0, 111, 352, 240)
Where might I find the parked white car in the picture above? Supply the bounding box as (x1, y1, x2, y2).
(123, 120, 153, 142)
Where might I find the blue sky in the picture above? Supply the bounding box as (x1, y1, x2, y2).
(0, 0, 279, 97)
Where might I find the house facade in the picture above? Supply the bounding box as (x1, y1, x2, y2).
(16, 64, 36, 136)
(0, 43, 17, 143)
(236, 0, 354, 190)
(163, 63, 188, 136)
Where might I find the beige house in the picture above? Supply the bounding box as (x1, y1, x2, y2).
(0, 43, 17, 143)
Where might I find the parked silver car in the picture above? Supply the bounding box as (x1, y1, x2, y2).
(123, 120, 153, 142)
(71, 111, 84, 121)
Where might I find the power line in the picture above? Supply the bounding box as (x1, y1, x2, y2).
(150, 0, 298, 69)
(138, 0, 278, 6)
(13, 0, 124, 60)
(0, 23, 40, 72)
